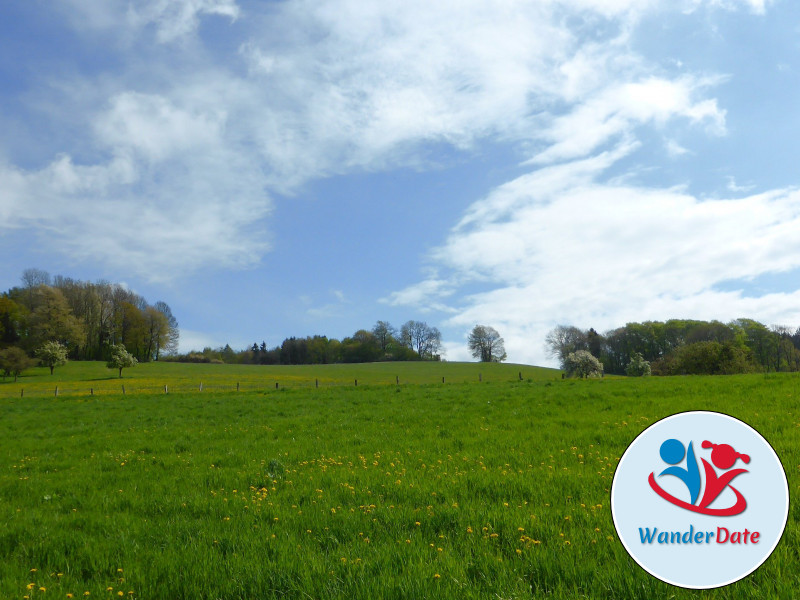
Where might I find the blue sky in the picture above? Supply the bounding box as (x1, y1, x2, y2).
(3, 0, 800, 366)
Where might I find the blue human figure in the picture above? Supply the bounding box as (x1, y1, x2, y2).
(659, 439, 701, 505)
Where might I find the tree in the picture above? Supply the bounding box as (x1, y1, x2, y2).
(468, 325, 507, 362)
(0, 295, 26, 346)
(564, 350, 603, 378)
(153, 301, 179, 358)
(21, 268, 51, 289)
(107, 344, 138, 378)
(625, 352, 651, 377)
(545, 325, 588, 368)
(401, 320, 442, 360)
(27, 286, 86, 352)
(372, 321, 397, 353)
(143, 306, 170, 361)
(0, 347, 36, 382)
(36, 341, 68, 375)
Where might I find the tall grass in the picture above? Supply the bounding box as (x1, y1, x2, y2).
(1, 369, 798, 598)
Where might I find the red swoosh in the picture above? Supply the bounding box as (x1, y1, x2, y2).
(648, 472, 747, 516)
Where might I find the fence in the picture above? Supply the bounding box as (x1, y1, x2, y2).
(2, 371, 535, 400)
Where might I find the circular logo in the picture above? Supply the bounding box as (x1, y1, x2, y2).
(611, 411, 789, 589)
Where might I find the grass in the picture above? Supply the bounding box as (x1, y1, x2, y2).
(1, 364, 799, 598)
(0, 360, 559, 398)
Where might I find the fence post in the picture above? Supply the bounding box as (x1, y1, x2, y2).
(55, 386, 58, 397)
(442, 376, 445, 384)
(90, 388, 93, 396)
(199, 382, 203, 392)
(479, 372, 482, 382)
(275, 382, 279, 389)
(165, 385, 168, 394)
(315, 379, 318, 388)
(20, 388, 23, 398)
(355, 379, 358, 387)
(519, 371, 522, 381)
(122, 384, 126, 394)
(237, 382, 240, 392)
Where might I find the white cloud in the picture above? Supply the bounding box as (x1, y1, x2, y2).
(95, 93, 226, 162)
(127, 0, 240, 43)
(531, 77, 726, 164)
(57, 0, 240, 41)
(178, 328, 250, 353)
(390, 144, 800, 366)
(666, 139, 690, 157)
(4, 0, 773, 283)
(0, 92, 271, 281)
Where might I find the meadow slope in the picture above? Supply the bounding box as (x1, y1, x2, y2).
(1, 363, 798, 599)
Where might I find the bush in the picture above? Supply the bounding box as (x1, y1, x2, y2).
(626, 352, 651, 377)
(652, 341, 757, 375)
(565, 350, 603, 378)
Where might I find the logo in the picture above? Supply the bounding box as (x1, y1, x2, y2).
(648, 439, 749, 516)
(611, 411, 789, 589)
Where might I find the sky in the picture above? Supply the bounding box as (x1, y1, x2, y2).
(3, 0, 800, 366)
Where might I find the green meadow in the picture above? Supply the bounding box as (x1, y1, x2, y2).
(1, 362, 799, 599)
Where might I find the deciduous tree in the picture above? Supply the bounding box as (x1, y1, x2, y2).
(107, 344, 138, 378)
(565, 350, 603, 378)
(36, 340, 68, 375)
(400, 320, 442, 360)
(0, 347, 36, 381)
(468, 325, 507, 362)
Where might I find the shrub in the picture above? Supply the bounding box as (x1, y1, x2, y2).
(565, 350, 603, 378)
(626, 352, 651, 377)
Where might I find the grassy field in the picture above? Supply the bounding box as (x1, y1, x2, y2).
(1, 363, 799, 599)
(0, 360, 558, 398)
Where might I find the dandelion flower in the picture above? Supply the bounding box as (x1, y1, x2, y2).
(434, 574, 441, 579)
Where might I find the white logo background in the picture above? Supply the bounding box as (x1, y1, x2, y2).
(611, 411, 789, 589)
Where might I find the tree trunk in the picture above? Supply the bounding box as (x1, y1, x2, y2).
(119, 367, 123, 378)
(50, 366, 54, 375)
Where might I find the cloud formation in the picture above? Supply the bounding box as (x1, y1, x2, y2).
(0, 0, 782, 305)
(390, 144, 800, 365)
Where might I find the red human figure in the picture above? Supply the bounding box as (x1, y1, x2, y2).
(698, 441, 750, 509)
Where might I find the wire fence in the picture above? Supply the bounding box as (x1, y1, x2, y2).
(1, 370, 543, 400)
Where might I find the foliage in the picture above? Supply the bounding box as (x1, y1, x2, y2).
(0, 346, 36, 381)
(196, 321, 439, 367)
(27, 286, 86, 351)
(550, 319, 800, 376)
(651, 341, 758, 376)
(35, 340, 68, 375)
(106, 343, 138, 377)
(371, 320, 397, 352)
(4, 269, 179, 363)
(400, 320, 442, 360)
(564, 350, 603, 378)
(625, 352, 651, 377)
(467, 325, 507, 362)
(545, 325, 588, 368)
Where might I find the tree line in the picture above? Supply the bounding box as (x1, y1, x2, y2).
(166, 320, 444, 365)
(0, 268, 179, 375)
(546, 319, 800, 376)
